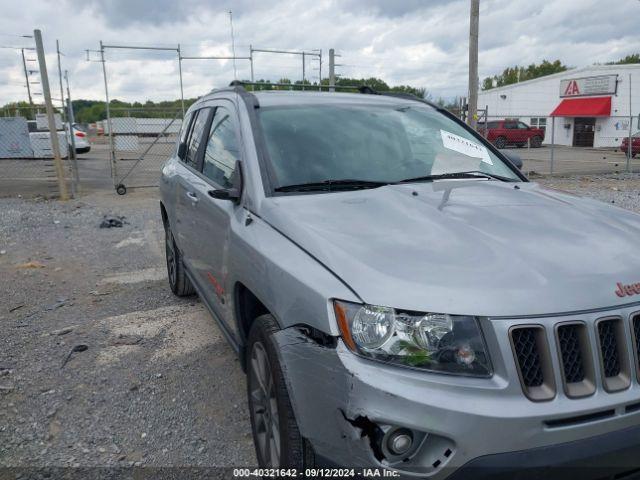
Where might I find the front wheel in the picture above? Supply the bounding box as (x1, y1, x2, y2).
(247, 315, 313, 469)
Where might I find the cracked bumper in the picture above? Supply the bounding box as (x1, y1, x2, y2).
(273, 328, 640, 479)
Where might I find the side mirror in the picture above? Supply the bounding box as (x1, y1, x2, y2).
(503, 152, 523, 170)
(177, 142, 187, 159)
(207, 160, 243, 204)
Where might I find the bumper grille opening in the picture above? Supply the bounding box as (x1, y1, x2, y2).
(512, 328, 544, 387)
(598, 320, 621, 378)
(633, 315, 640, 377)
(545, 409, 615, 429)
(556, 322, 596, 398)
(596, 318, 631, 393)
(558, 325, 585, 383)
(510, 325, 555, 401)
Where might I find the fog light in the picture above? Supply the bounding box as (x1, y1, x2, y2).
(387, 428, 413, 455)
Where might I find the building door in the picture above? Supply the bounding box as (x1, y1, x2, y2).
(573, 118, 595, 147)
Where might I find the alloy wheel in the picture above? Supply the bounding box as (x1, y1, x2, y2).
(249, 342, 281, 467)
(165, 230, 177, 287)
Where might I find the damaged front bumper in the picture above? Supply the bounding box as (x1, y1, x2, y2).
(273, 327, 640, 479)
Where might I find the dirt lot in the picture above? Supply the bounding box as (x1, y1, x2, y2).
(2, 173, 640, 476)
(0, 189, 254, 476)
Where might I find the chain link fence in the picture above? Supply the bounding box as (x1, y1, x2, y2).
(0, 108, 77, 198)
(476, 115, 639, 176)
(97, 108, 183, 194)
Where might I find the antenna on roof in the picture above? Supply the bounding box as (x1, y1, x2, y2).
(229, 11, 237, 80)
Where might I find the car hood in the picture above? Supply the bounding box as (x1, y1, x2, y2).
(259, 181, 640, 317)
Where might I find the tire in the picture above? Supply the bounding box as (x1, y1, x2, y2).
(116, 184, 127, 195)
(494, 136, 507, 149)
(530, 136, 542, 148)
(164, 223, 195, 297)
(247, 315, 313, 469)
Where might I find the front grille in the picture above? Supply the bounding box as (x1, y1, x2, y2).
(598, 320, 621, 378)
(633, 315, 640, 370)
(511, 328, 544, 387)
(557, 324, 585, 383)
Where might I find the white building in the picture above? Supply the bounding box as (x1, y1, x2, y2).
(477, 64, 640, 148)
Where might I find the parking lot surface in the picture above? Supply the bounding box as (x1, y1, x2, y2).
(1, 173, 640, 473)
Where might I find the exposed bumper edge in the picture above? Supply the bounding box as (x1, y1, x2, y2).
(446, 422, 640, 480)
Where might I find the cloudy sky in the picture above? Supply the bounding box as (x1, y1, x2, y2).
(0, 0, 638, 105)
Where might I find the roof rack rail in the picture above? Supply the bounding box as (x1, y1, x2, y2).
(222, 80, 441, 110)
(227, 80, 368, 91)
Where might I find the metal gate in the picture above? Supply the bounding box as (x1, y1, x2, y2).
(104, 109, 182, 194)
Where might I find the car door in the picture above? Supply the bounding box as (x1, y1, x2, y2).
(187, 101, 243, 334)
(174, 107, 213, 269)
(517, 121, 531, 143)
(503, 120, 518, 144)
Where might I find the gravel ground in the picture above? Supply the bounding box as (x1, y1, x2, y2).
(0, 189, 254, 477)
(1, 173, 640, 476)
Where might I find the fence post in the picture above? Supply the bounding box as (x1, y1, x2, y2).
(65, 70, 80, 194)
(34, 29, 68, 200)
(550, 116, 555, 175)
(628, 73, 632, 173)
(100, 41, 118, 186)
(177, 44, 185, 117)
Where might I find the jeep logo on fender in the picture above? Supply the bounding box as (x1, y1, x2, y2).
(615, 282, 640, 298)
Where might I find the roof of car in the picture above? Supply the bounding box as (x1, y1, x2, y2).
(201, 88, 432, 109)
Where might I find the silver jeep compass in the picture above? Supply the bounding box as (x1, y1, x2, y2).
(159, 83, 640, 479)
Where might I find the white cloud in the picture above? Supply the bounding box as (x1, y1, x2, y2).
(0, 0, 638, 105)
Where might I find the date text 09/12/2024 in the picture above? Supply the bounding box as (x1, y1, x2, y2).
(233, 468, 401, 477)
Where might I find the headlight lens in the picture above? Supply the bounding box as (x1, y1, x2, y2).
(334, 300, 492, 377)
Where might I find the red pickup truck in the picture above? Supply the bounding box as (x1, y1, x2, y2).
(621, 133, 639, 158)
(484, 119, 545, 149)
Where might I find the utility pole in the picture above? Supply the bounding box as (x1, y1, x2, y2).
(34, 29, 68, 200)
(329, 48, 335, 92)
(468, 0, 480, 130)
(302, 51, 305, 89)
(21, 48, 34, 106)
(56, 40, 65, 121)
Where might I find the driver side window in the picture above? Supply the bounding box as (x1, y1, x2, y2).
(202, 106, 240, 188)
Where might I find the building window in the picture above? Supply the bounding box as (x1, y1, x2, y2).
(530, 117, 547, 132)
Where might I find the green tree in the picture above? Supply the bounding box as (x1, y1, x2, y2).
(607, 53, 640, 65)
(481, 59, 567, 90)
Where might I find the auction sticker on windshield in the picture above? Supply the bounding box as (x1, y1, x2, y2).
(440, 130, 493, 165)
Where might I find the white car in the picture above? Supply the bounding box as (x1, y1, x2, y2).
(26, 121, 91, 155)
(67, 123, 91, 154)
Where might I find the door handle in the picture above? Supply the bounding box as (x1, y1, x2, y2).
(185, 191, 198, 203)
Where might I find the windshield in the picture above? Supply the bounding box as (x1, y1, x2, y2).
(258, 103, 520, 190)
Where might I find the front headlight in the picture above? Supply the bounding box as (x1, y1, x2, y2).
(334, 300, 492, 377)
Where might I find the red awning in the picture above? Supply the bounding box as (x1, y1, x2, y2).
(550, 96, 611, 117)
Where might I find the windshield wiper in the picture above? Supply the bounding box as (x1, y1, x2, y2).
(274, 179, 390, 192)
(397, 170, 515, 184)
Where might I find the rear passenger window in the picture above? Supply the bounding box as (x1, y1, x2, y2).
(184, 108, 211, 169)
(202, 106, 240, 188)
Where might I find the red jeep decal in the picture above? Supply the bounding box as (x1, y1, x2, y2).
(615, 282, 640, 298)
